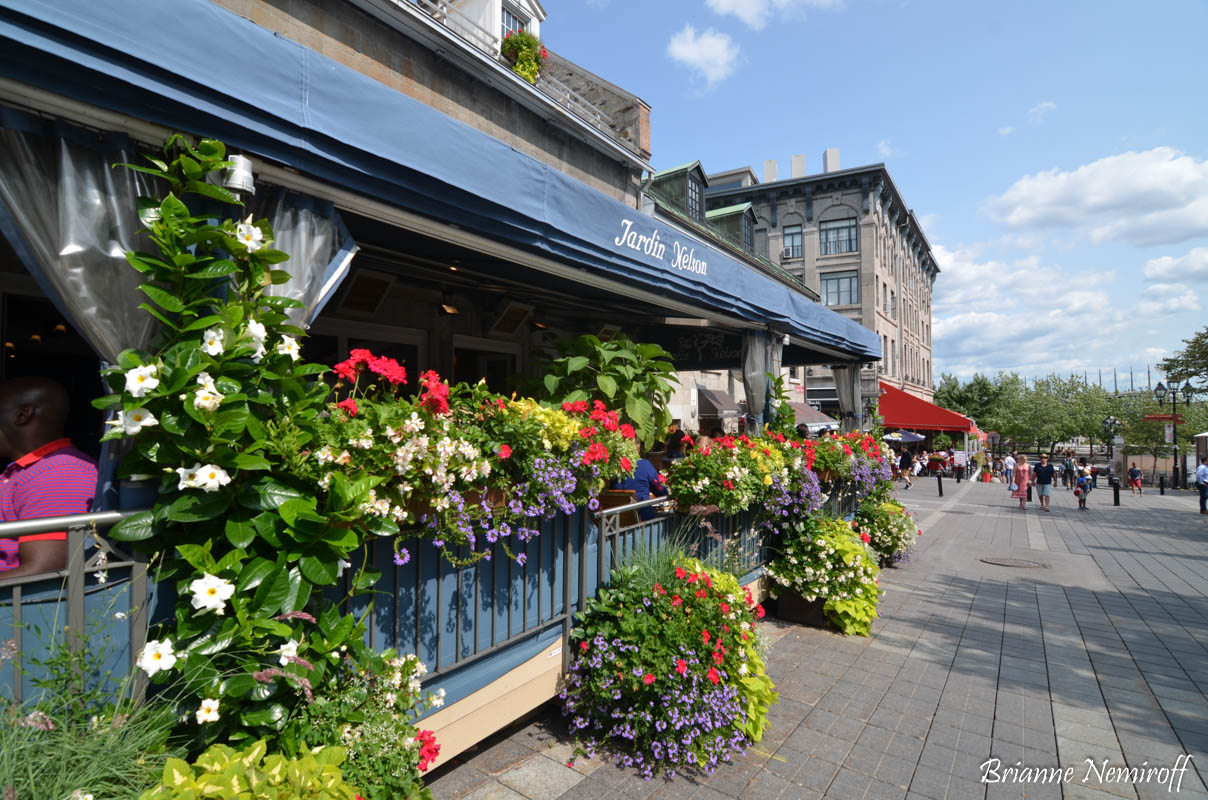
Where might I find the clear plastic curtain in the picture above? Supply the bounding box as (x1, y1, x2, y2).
(0, 113, 159, 362)
(742, 330, 771, 434)
(832, 363, 860, 432)
(251, 190, 359, 326)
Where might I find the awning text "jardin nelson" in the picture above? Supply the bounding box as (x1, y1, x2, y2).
(614, 218, 708, 276)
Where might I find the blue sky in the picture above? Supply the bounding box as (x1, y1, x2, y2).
(544, 0, 1208, 385)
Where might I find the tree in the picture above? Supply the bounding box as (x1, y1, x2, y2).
(1158, 325, 1208, 386)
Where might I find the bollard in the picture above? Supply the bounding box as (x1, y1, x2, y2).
(1113, 479, 1120, 506)
(1159, 475, 1165, 495)
(1027, 484, 1033, 502)
(937, 473, 943, 497)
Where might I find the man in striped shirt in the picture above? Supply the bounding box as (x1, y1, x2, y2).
(0, 378, 97, 578)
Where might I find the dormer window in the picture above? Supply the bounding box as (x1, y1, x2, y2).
(686, 175, 703, 222)
(502, 5, 528, 39)
(742, 214, 753, 251)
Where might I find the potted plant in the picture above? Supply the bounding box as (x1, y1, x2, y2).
(500, 29, 548, 84)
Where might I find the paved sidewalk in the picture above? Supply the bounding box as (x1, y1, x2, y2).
(426, 479, 1208, 799)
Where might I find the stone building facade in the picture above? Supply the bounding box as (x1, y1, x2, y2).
(706, 151, 938, 415)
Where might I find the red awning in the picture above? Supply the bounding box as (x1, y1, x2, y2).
(879, 382, 975, 433)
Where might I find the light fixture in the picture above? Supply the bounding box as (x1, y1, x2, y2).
(3, 341, 13, 350)
(533, 321, 547, 329)
(1182, 382, 1194, 401)
(1153, 381, 1167, 403)
(52, 323, 67, 334)
(222, 154, 255, 195)
(28, 334, 41, 344)
(441, 303, 461, 315)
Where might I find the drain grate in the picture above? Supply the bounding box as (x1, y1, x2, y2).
(980, 557, 1045, 568)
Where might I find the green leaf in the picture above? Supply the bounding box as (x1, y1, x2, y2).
(257, 249, 290, 265)
(196, 139, 226, 160)
(179, 154, 202, 180)
(139, 281, 187, 311)
(292, 363, 329, 377)
(543, 374, 560, 395)
(299, 554, 339, 586)
(566, 356, 590, 374)
(166, 492, 230, 523)
(162, 757, 194, 788)
(184, 179, 241, 206)
(233, 452, 271, 471)
(235, 557, 276, 593)
(91, 394, 122, 410)
(176, 543, 216, 572)
(268, 269, 292, 284)
(224, 516, 257, 549)
(596, 374, 618, 399)
(241, 477, 304, 511)
(564, 389, 590, 404)
(137, 303, 180, 331)
(117, 349, 148, 370)
(354, 565, 382, 591)
(278, 497, 319, 528)
(160, 192, 190, 228)
(108, 510, 155, 541)
(240, 702, 286, 728)
(281, 566, 311, 613)
(159, 408, 187, 435)
(221, 673, 259, 699)
(134, 198, 163, 228)
(183, 260, 239, 280)
(251, 566, 291, 617)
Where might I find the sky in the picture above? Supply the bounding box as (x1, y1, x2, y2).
(543, 0, 1208, 387)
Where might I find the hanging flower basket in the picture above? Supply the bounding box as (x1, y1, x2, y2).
(501, 30, 548, 84)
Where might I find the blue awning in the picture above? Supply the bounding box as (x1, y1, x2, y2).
(0, 0, 880, 361)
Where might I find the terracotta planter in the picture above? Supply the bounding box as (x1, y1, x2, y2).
(770, 588, 827, 627)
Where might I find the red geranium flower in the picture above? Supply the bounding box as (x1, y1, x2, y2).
(706, 667, 720, 685)
(671, 595, 682, 607)
(335, 397, 358, 416)
(579, 640, 589, 651)
(620, 456, 633, 472)
(720, 602, 730, 614)
(755, 604, 766, 619)
(860, 532, 871, 544)
(695, 589, 707, 599)
(619, 423, 636, 439)
(643, 673, 655, 685)
(675, 566, 687, 579)
(701, 630, 710, 643)
(498, 444, 513, 459)
(654, 583, 665, 595)
(675, 658, 687, 675)
(712, 651, 724, 665)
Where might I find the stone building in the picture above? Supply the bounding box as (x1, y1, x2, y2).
(706, 150, 939, 419)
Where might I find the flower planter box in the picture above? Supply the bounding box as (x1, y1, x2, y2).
(769, 588, 827, 628)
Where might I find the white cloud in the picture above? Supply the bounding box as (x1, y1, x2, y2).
(997, 126, 1015, 137)
(1142, 246, 1208, 281)
(984, 148, 1208, 246)
(705, 0, 842, 30)
(666, 25, 740, 87)
(877, 140, 898, 159)
(1137, 288, 1200, 315)
(1027, 101, 1057, 123)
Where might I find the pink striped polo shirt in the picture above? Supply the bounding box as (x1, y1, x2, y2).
(0, 438, 98, 572)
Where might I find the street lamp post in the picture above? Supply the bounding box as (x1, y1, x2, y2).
(1102, 415, 1119, 461)
(1153, 382, 1196, 488)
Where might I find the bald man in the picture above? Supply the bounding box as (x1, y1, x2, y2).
(0, 377, 97, 578)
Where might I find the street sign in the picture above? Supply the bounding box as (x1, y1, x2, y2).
(1113, 436, 1124, 445)
(1165, 424, 1174, 444)
(1143, 414, 1186, 423)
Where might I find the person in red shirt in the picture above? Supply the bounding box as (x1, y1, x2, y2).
(0, 378, 97, 578)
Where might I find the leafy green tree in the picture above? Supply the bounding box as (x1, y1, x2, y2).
(1158, 325, 1208, 385)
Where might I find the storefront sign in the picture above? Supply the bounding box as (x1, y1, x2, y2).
(614, 219, 708, 276)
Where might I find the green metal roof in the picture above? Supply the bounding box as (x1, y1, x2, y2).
(650, 160, 702, 180)
(705, 202, 752, 219)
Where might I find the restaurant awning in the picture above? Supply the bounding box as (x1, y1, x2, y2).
(697, 387, 741, 418)
(879, 382, 974, 433)
(0, 0, 881, 364)
(789, 402, 838, 431)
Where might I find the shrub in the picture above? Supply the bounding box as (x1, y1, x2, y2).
(765, 516, 881, 636)
(138, 739, 360, 799)
(500, 29, 548, 84)
(854, 499, 919, 563)
(561, 558, 775, 779)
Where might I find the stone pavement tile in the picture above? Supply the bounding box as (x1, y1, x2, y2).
(462, 781, 530, 800)
(795, 757, 841, 792)
(830, 716, 867, 742)
(1056, 719, 1125, 749)
(426, 762, 492, 799)
(1062, 783, 1137, 800)
(944, 776, 984, 799)
(873, 754, 917, 789)
(918, 741, 958, 773)
(783, 725, 826, 754)
(758, 749, 802, 781)
(557, 776, 617, 800)
(737, 770, 793, 800)
(864, 777, 908, 800)
(825, 766, 872, 799)
(703, 762, 758, 797)
(813, 734, 855, 765)
(497, 754, 587, 799)
(472, 739, 545, 776)
(885, 731, 926, 762)
(905, 770, 949, 800)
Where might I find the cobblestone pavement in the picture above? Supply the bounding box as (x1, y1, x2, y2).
(426, 478, 1208, 800)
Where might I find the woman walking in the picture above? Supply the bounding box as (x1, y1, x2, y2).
(1012, 454, 1031, 510)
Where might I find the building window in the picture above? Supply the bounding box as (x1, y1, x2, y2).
(782, 224, 802, 259)
(820, 218, 858, 255)
(686, 176, 703, 222)
(742, 215, 753, 252)
(882, 282, 887, 310)
(821, 270, 859, 307)
(501, 6, 527, 39)
(889, 290, 896, 319)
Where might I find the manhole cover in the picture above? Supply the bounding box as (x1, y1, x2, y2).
(980, 557, 1045, 568)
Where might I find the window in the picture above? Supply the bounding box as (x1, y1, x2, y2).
(882, 282, 887, 310)
(889, 290, 896, 319)
(742, 215, 753, 252)
(686, 176, 703, 222)
(891, 338, 896, 376)
(820, 218, 858, 255)
(501, 6, 527, 39)
(782, 224, 802, 259)
(820, 270, 858, 306)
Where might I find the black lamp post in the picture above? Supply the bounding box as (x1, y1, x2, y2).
(1102, 415, 1119, 461)
(1153, 381, 1195, 488)
(987, 431, 1001, 457)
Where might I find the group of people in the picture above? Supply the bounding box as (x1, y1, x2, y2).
(1004, 452, 1093, 511)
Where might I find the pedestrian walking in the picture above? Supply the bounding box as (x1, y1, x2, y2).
(1196, 456, 1208, 515)
(1032, 453, 1056, 512)
(1064, 452, 1078, 490)
(1004, 451, 1016, 487)
(1011, 454, 1030, 510)
(1075, 459, 1092, 510)
(898, 447, 913, 489)
(1128, 462, 1144, 497)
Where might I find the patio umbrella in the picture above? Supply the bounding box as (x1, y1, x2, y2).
(883, 431, 926, 443)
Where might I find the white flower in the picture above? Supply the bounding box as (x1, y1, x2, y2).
(245, 318, 267, 345)
(431, 688, 446, 708)
(114, 611, 127, 621)
(195, 698, 220, 724)
(276, 336, 300, 361)
(251, 344, 267, 363)
(176, 463, 203, 490)
(277, 638, 299, 666)
(107, 407, 159, 435)
(195, 465, 232, 493)
(384, 692, 397, 708)
(201, 328, 225, 356)
(336, 559, 351, 578)
(236, 222, 263, 252)
(403, 413, 425, 434)
(124, 365, 159, 397)
(189, 573, 235, 615)
(94, 571, 108, 585)
(69, 792, 95, 800)
(194, 373, 225, 411)
(137, 639, 177, 677)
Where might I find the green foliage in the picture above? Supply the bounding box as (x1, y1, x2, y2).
(293, 650, 441, 800)
(854, 499, 918, 561)
(535, 334, 678, 449)
(99, 135, 376, 750)
(931, 433, 954, 451)
(500, 29, 548, 83)
(138, 739, 360, 800)
(765, 373, 797, 438)
(1158, 325, 1208, 385)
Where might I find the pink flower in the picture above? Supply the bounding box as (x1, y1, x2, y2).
(498, 444, 513, 459)
(579, 640, 589, 652)
(336, 397, 358, 416)
(860, 532, 871, 544)
(755, 604, 766, 619)
(643, 673, 655, 685)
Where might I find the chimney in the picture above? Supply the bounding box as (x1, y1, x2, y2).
(763, 159, 778, 183)
(791, 154, 805, 178)
(822, 148, 840, 173)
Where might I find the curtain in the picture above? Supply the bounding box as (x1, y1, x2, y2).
(742, 330, 771, 434)
(832, 363, 860, 433)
